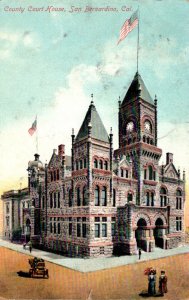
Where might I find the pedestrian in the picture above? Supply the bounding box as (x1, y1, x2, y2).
(159, 270, 168, 296)
(28, 241, 32, 253)
(148, 269, 156, 296)
(139, 248, 142, 260)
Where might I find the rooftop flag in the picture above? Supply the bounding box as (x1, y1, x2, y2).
(28, 118, 37, 136)
(117, 10, 138, 45)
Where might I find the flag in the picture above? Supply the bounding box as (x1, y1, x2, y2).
(117, 10, 138, 45)
(28, 118, 37, 136)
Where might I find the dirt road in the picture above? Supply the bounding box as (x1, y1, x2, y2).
(0, 247, 188, 299)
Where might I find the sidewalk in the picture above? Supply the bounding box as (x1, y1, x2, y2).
(0, 238, 189, 273)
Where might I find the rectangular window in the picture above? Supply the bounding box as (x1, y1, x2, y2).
(50, 193, 53, 208)
(82, 223, 87, 238)
(77, 223, 81, 237)
(95, 224, 100, 238)
(50, 223, 52, 233)
(69, 223, 72, 236)
(58, 223, 60, 234)
(144, 169, 147, 180)
(176, 217, 182, 231)
(58, 192, 60, 208)
(102, 223, 107, 237)
(125, 170, 128, 178)
(111, 222, 116, 236)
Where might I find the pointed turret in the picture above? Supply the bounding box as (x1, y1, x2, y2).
(75, 100, 109, 143)
(122, 72, 154, 105)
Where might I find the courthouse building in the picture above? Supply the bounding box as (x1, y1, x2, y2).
(2, 72, 185, 257)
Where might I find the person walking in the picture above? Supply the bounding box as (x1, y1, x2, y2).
(139, 248, 142, 260)
(28, 241, 32, 253)
(148, 270, 156, 296)
(159, 270, 168, 296)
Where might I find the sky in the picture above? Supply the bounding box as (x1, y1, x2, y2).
(0, 0, 189, 216)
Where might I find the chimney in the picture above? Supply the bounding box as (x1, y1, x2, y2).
(58, 144, 65, 156)
(166, 153, 173, 165)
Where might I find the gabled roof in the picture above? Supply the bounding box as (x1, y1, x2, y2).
(75, 101, 109, 143)
(122, 72, 154, 105)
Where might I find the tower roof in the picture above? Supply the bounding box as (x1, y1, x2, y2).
(122, 72, 154, 105)
(75, 101, 109, 143)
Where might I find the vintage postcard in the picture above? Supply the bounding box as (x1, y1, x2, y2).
(0, 0, 189, 299)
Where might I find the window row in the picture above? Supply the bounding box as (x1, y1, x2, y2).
(143, 136, 154, 145)
(94, 159, 109, 170)
(75, 158, 87, 170)
(50, 192, 61, 208)
(95, 217, 116, 238)
(50, 169, 60, 182)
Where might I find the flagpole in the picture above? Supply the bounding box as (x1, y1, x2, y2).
(137, 7, 140, 73)
(36, 115, 38, 154)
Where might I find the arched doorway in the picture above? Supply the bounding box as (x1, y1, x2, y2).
(135, 218, 147, 250)
(25, 219, 31, 242)
(154, 218, 164, 248)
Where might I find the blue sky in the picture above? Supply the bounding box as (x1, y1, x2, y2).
(0, 0, 189, 192)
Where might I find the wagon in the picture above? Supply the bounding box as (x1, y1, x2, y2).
(29, 258, 49, 278)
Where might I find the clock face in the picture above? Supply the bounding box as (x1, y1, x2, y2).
(126, 121, 134, 132)
(144, 120, 151, 132)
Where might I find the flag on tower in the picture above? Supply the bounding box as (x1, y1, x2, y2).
(28, 118, 37, 136)
(117, 10, 138, 45)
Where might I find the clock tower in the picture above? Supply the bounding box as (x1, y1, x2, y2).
(115, 72, 162, 205)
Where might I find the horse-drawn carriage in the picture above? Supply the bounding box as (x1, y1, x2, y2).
(29, 257, 49, 278)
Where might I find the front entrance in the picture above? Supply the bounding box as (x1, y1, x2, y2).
(154, 218, 164, 248)
(135, 218, 147, 251)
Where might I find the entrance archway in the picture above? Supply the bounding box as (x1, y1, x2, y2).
(154, 218, 164, 248)
(135, 218, 147, 250)
(25, 219, 31, 242)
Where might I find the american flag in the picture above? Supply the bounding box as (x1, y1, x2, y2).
(28, 118, 37, 136)
(117, 10, 138, 45)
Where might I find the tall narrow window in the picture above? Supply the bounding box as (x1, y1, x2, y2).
(95, 186, 100, 206)
(69, 189, 72, 207)
(58, 222, 60, 234)
(58, 192, 60, 208)
(83, 186, 87, 206)
(121, 169, 124, 177)
(54, 170, 56, 181)
(113, 189, 116, 207)
(127, 192, 133, 202)
(99, 160, 103, 169)
(84, 158, 87, 168)
(148, 166, 153, 180)
(76, 161, 79, 170)
(57, 169, 59, 180)
(94, 159, 98, 168)
(102, 217, 107, 237)
(104, 161, 108, 170)
(125, 170, 128, 178)
(101, 186, 107, 206)
(82, 217, 87, 238)
(146, 192, 150, 206)
(80, 160, 83, 169)
(95, 217, 100, 238)
(144, 169, 147, 180)
(111, 217, 116, 236)
(77, 218, 81, 237)
(50, 193, 53, 208)
(151, 192, 154, 206)
(176, 190, 182, 210)
(69, 217, 72, 235)
(77, 187, 81, 206)
(176, 217, 182, 231)
(54, 193, 56, 208)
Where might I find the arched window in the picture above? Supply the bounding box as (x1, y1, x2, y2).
(176, 189, 182, 209)
(69, 189, 72, 207)
(95, 186, 100, 206)
(127, 192, 133, 202)
(80, 160, 83, 169)
(104, 161, 108, 170)
(113, 189, 116, 207)
(148, 166, 153, 180)
(160, 187, 167, 207)
(83, 186, 87, 206)
(99, 160, 103, 169)
(94, 159, 98, 168)
(101, 186, 107, 206)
